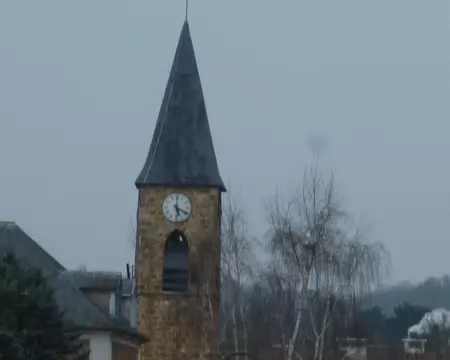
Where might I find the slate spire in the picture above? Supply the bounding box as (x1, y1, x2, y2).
(135, 21, 225, 191)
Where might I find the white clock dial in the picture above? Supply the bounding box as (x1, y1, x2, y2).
(162, 193, 192, 222)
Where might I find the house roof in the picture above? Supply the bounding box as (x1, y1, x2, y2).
(63, 270, 134, 295)
(0, 221, 64, 276)
(135, 20, 225, 191)
(0, 221, 146, 343)
(65, 270, 124, 292)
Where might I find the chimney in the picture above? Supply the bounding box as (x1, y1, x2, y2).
(126, 263, 131, 279)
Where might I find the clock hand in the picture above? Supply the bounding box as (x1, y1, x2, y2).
(174, 204, 180, 217)
(179, 208, 189, 215)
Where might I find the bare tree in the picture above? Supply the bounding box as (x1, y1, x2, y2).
(221, 189, 256, 358)
(266, 161, 390, 360)
(253, 264, 300, 359)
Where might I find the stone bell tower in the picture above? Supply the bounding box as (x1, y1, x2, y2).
(134, 20, 225, 360)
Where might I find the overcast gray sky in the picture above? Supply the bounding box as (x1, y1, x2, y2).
(0, 1, 448, 284)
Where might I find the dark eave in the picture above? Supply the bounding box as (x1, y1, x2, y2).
(135, 20, 225, 192)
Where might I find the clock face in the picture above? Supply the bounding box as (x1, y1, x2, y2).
(162, 193, 192, 223)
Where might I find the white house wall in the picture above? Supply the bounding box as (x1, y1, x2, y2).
(86, 333, 112, 360)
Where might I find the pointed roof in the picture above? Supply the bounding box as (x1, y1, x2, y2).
(135, 21, 225, 191)
(0, 221, 146, 343)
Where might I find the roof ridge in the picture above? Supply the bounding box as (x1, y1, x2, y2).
(15, 223, 66, 271)
(0, 221, 17, 226)
(0, 222, 66, 274)
(67, 270, 122, 276)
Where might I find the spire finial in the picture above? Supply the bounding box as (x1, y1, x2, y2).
(185, 0, 189, 21)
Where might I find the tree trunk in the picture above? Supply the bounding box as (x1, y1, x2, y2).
(313, 335, 321, 360)
(288, 275, 310, 360)
(317, 294, 331, 360)
(239, 304, 248, 357)
(287, 307, 302, 360)
(231, 305, 239, 360)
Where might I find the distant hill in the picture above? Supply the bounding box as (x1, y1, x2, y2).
(369, 275, 450, 314)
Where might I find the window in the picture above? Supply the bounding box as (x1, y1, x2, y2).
(109, 292, 116, 317)
(163, 230, 189, 293)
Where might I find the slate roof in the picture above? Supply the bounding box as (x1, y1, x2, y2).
(65, 270, 123, 292)
(51, 272, 142, 339)
(135, 20, 225, 191)
(0, 221, 145, 343)
(0, 221, 64, 276)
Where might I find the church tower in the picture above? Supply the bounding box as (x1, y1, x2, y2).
(135, 19, 225, 360)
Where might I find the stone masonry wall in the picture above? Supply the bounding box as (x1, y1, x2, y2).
(137, 186, 221, 360)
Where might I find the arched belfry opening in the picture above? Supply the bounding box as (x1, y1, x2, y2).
(163, 230, 189, 293)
